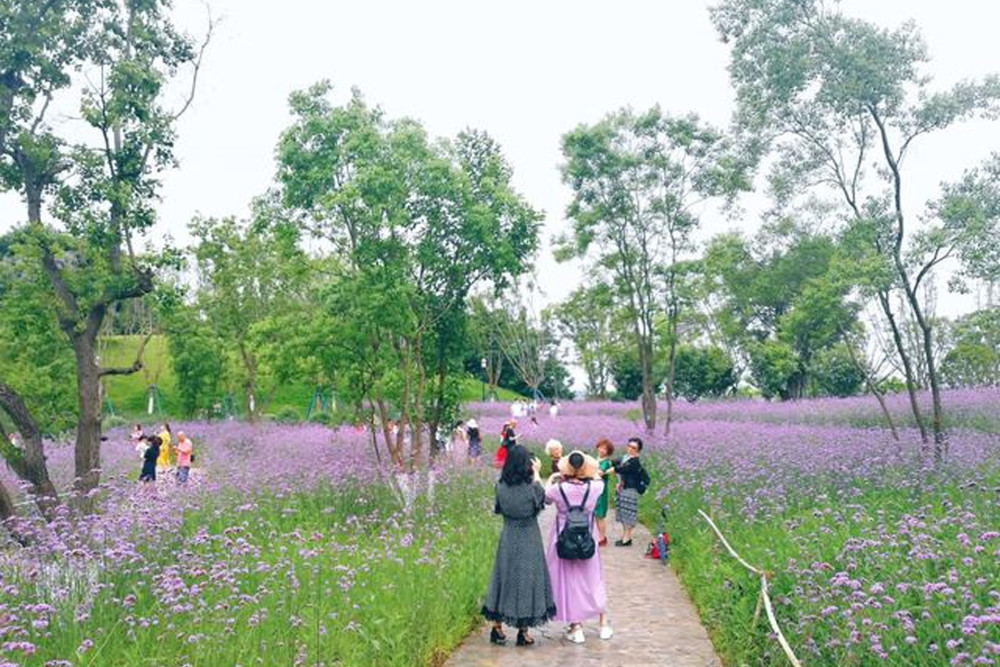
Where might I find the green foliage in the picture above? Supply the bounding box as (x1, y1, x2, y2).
(0, 232, 76, 434)
(940, 307, 1000, 387)
(810, 344, 865, 398)
(673, 345, 737, 401)
(274, 82, 541, 463)
(610, 352, 650, 401)
(273, 407, 302, 424)
(747, 339, 799, 400)
(166, 314, 226, 418)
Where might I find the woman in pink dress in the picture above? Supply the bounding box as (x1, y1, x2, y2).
(545, 450, 613, 644)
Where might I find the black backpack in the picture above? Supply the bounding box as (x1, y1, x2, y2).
(556, 482, 596, 560)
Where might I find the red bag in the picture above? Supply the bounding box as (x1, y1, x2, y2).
(645, 532, 670, 562)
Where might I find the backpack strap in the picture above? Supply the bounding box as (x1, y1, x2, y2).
(558, 480, 591, 510)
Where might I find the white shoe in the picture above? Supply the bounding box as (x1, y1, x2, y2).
(600, 624, 614, 640)
(566, 627, 585, 644)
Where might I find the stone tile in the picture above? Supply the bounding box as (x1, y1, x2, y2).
(446, 507, 722, 667)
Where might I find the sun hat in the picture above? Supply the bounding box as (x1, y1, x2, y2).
(557, 450, 601, 480)
(466, 419, 478, 429)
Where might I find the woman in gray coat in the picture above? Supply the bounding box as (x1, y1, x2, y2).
(481, 445, 556, 646)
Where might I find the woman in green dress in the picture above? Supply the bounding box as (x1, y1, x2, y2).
(593, 438, 615, 547)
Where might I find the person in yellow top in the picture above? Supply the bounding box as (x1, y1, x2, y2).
(157, 423, 173, 469)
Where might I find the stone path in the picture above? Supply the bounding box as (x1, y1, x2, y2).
(445, 506, 722, 667)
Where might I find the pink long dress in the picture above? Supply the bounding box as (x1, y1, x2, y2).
(545, 479, 607, 623)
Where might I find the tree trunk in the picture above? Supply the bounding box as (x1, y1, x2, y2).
(72, 327, 104, 505)
(410, 333, 426, 470)
(0, 382, 60, 518)
(239, 343, 258, 422)
(428, 335, 449, 466)
(878, 291, 929, 446)
(839, 327, 900, 443)
(639, 335, 656, 433)
(376, 398, 402, 467)
(909, 295, 948, 462)
(663, 295, 679, 438)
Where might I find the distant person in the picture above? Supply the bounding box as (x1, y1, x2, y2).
(139, 435, 161, 483)
(481, 445, 555, 646)
(449, 420, 467, 456)
(129, 423, 144, 446)
(594, 439, 615, 547)
(157, 423, 172, 470)
(495, 421, 517, 470)
(466, 419, 482, 462)
(175, 432, 194, 484)
(545, 450, 612, 643)
(549, 400, 560, 418)
(612, 437, 651, 547)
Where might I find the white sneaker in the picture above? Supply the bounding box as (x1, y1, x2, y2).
(566, 627, 585, 644)
(600, 624, 614, 640)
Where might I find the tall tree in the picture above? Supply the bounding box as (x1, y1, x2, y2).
(277, 83, 539, 468)
(0, 0, 211, 504)
(189, 195, 309, 420)
(559, 106, 745, 433)
(549, 283, 617, 398)
(712, 0, 1000, 461)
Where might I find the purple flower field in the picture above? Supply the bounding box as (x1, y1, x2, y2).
(495, 397, 1000, 666)
(1, 387, 998, 666)
(0, 422, 498, 666)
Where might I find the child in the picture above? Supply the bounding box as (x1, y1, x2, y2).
(175, 432, 193, 484)
(594, 438, 615, 547)
(611, 437, 650, 547)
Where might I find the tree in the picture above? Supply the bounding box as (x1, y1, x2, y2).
(811, 344, 865, 398)
(704, 221, 857, 399)
(712, 0, 1000, 461)
(559, 106, 746, 433)
(941, 308, 1000, 387)
(277, 83, 540, 468)
(496, 297, 550, 400)
(0, 0, 211, 506)
(189, 195, 309, 420)
(549, 283, 616, 398)
(673, 345, 737, 401)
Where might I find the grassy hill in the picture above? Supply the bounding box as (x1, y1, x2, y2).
(100, 335, 520, 421)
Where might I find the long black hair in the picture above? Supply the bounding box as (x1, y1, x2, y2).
(499, 445, 533, 486)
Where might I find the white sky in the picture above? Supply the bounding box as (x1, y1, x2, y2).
(2, 0, 999, 320)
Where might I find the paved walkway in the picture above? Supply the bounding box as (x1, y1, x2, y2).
(445, 506, 722, 667)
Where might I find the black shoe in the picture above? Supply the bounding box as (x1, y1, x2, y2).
(614, 538, 633, 547)
(516, 630, 535, 646)
(490, 627, 507, 645)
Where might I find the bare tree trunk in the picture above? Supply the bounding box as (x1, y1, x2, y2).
(376, 398, 402, 467)
(878, 291, 929, 446)
(411, 334, 426, 470)
(72, 319, 104, 505)
(663, 289, 679, 438)
(840, 327, 900, 442)
(238, 343, 258, 422)
(0, 382, 60, 518)
(639, 334, 656, 433)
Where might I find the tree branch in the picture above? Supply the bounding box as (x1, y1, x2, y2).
(99, 331, 153, 377)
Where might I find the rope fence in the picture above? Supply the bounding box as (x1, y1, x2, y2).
(698, 509, 804, 667)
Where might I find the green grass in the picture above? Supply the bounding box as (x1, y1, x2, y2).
(100, 335, 522, 421)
